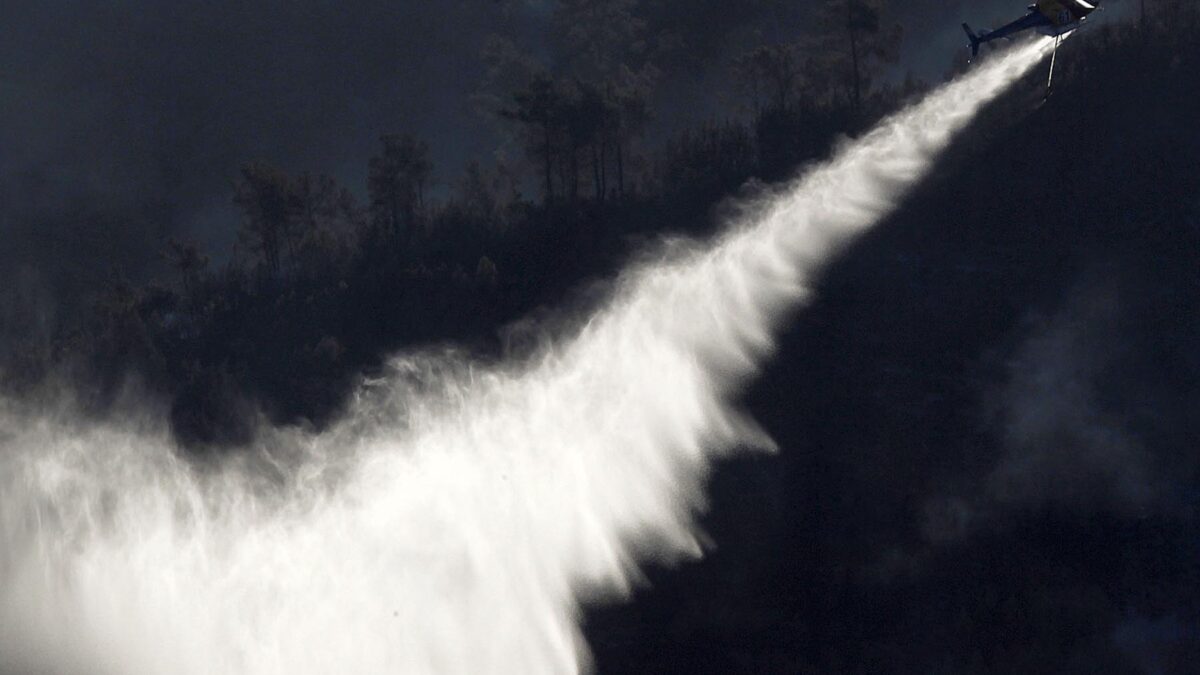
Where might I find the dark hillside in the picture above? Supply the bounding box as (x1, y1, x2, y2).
(0, 15, 906, 448)
(586, 14, 1200, 674)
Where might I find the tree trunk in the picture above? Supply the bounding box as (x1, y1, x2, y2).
(616, 138, 625, 198)
(415, 180, 426, 241)
(542, 121, 554, 206)
(592, 142, 603, 202)
(570, 144, 580, 202)
(284, 225, 298, 269)
(599, 131, 608, 201)
(390, 194, 400, 238)
(848, 2, 862, 112)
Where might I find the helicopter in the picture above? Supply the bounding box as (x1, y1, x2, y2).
(962, 0, 1099, 97)
(962, 0, 1099, 59)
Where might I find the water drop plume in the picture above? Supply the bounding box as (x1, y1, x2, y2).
(0, 42, 1050, 675)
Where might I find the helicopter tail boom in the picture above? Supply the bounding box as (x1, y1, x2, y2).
(963, 23, 983, 58)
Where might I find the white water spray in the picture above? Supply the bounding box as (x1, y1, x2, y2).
(0, 42, 1050, 675)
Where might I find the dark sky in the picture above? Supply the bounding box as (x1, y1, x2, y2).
(0, 0, 1135, 313)
(1, 1, 529, 296)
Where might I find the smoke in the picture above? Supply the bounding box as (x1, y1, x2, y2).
(0, 0, 524, 310)
(917, 275, 1164, 550)
(988, 279, 1156, 511)
(0, 42, 1051, 674)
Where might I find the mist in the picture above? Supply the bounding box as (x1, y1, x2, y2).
(0, 41, 1050, 674)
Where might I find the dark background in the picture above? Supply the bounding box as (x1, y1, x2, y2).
(2, 0, 1122, 307)
(2, 1, 1196, 672)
